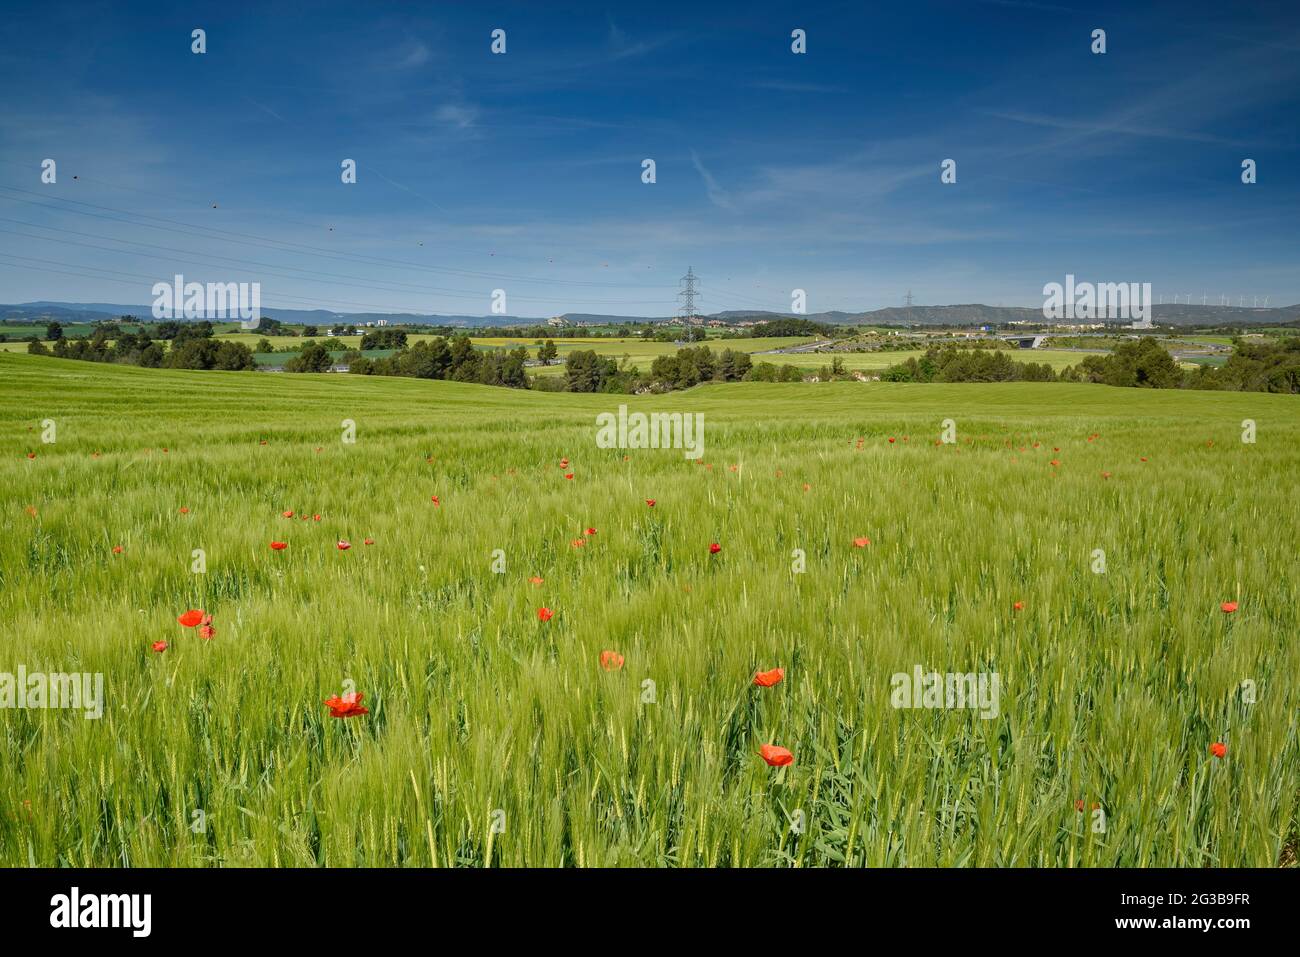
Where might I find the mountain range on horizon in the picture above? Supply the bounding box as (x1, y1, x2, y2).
(3, 300, 1298, 329)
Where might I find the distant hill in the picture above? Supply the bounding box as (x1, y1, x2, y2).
(2, 301, 1296, 329)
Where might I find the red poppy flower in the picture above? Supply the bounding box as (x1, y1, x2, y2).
(571, 538, 587, 548)
(753, 668, 784, 687)
(282, 510, 294, 518)
(1140, 456, 1148, 462)
(430, 496, 440, 506)
(709, 542, 722, 554)
(112, 545, 123, 554)
(1013, 601, 1024, 611)
(565, 473, 574, 480)
(1209, 742, 1226, 759)
(559, 458, 569, 468)
(199, 624, 216, 640)
(600, 650, 624, 671)
(312, 513, 321, 522)
(179, 506, 190, 514)
(537, 607, 554, 622)
(888, 437, 895, 444)
(337, 540, 351, 551)
(645, 499, 656, 507)
(853, 537, 870, 548)
(270, 541, 288, 550)
(161, 448, 168, 453)
(301, 515, 308, 520)
(323, 692, 369, 719)
(585, 527, 596, 536)
(363, 538, 374, 545)
(1101, 471, 1111, 479)
(200, 613, 212, 626)
(1049, 459, 1060, 467)
(802, 483, 811, 492)
(25, 452, 35, 459)
(177, 609, 205, 628)
(259, 440, 267, 446)
(1220, 601, 1238, 613)
(759, 745, 794, 767)
(151, 641, 168, 653)
(529, 576, 543, 585)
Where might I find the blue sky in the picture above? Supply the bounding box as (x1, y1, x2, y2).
(1, 0, 1298, 317)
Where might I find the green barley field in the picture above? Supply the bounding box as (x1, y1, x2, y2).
(1, 350, 1297, 867)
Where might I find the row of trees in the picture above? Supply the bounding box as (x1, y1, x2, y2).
(882, 347, 1056, 383)
(345, 336, 530, 388)
(1062, 336, 1300, 392)
(882, 337, 1300, 393)
(28, 329, 254, 370)
(562, 346, 768, 393)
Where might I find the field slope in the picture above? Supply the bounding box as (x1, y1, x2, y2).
(1, 352, 1297, 866)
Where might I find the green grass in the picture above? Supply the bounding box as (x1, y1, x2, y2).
(1, 351, 1296, 867)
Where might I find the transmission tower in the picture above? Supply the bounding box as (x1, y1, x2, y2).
(904, 289, 914, 307)
(678, 267, 700, 322)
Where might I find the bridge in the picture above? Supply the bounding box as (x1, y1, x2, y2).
(1000, 334, 1048, 348)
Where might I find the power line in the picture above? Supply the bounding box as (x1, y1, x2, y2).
(0, 223, 675, 306)
(0, 185, 671, 291)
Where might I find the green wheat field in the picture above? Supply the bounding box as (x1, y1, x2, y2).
(1, 351, 1296, 867)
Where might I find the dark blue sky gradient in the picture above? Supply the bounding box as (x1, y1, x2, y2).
(1, 0, 1298, 316)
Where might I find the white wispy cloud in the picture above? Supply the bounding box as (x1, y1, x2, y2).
(690, 150, 734, 210)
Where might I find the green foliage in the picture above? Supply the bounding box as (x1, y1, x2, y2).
(2, 352, 1296, 866)
(1060, 337, 1300, 394)
(883, 345, 1056, 383)
(284, 342, 334, 373)
(358, 329, 408, 351)
(165, 338, 256, 371)
(751, 317, 834, 338)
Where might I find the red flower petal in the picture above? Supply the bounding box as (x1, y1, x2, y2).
(759, 744, 794, 767)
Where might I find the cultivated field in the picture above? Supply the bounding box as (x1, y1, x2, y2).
(1, 351, 1296, 867)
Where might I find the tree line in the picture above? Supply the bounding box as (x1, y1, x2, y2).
(27, 325, 254, 370)
(882, 337, 1300, 393)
